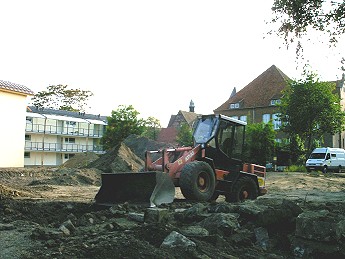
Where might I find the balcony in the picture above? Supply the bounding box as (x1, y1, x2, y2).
(25, 123, 104, 138)
(25, 142, 106, 154)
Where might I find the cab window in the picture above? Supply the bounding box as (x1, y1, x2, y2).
(217, 120, 245, 160)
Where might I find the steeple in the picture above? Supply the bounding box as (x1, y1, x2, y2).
(230, 87, 236, 98)
(189, 100, 195, 112)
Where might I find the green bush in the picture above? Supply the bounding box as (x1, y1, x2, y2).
(284, 164, 307, 172)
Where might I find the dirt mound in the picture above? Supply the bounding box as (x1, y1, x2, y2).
(27, 168, 102, 186)
(0, 183, 34, 200)
(124, 134, 174, 160)
(87, 143, 145, 173)
(61, 152, 100, 169)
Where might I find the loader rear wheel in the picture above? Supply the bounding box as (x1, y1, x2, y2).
(180, 161, 215, 201)
(226, 176, 258, 202)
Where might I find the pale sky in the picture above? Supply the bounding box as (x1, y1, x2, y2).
(1, 0, 345, 127)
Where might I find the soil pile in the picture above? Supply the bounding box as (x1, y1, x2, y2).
(27, 168, 102, 187)
(61, 152, 100, 169)
(124, 134, 174, 160)
(0, 183, 26, 199)
(87, 142, 145, 173)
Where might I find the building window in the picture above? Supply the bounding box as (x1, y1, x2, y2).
(25, 134, 31, 141)
(64, 153, 75, 159)
(24, 152, 30, 158)
(229, 103, 240, 109)
(270, 99, 281, 106)
(272, 113, 281, 130)
(239, 115, 247, 122)
(262, 114, 270, 123)
(66, 121, 77, 126)
(65, 138, 76, 143)
(26, 117, 33, 123)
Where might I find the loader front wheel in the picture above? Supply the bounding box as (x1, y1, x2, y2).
(226, 176, 258, 202)
(180, 161, 215, 201)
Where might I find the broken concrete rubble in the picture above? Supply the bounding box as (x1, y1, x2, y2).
(1, 162, 345, 258)
(160, 231, 196, 249)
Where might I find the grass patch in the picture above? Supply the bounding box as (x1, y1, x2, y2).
(284, 165, 307, 172)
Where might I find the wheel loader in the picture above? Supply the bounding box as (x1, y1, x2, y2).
(95, 114, 267, 206)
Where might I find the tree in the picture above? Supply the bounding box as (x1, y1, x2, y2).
(270, 0, 345, 55)
(102, 105, 146, 150)
(31, 84, 94, 112)
(244, 122, 276, 166)
(271, 0, 345, 44)
(141, 116, 161, 141)
(278, 70, 345, 154)
(176, 123, 193, 147)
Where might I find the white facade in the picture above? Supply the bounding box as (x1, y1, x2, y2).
(0, 81, 34, 167)
(25, 110, 107, 166)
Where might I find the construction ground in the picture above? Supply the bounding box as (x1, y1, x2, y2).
(0, 136, 345, 258)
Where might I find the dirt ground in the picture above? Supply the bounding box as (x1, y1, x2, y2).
(1, 166, 345, 259)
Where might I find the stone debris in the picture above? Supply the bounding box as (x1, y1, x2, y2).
(1, 135, 345, 258)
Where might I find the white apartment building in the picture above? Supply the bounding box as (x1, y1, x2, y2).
(0, 80, 34, 167)
(25, 106, 107, 166)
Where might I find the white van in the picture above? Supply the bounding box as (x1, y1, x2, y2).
(305, 147, 345, 173)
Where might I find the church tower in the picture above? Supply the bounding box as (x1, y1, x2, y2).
(189, 100, 195, 112)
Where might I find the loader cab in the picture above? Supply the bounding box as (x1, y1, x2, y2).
(193, 115, 218, 144)
(193, 114, 246, 171)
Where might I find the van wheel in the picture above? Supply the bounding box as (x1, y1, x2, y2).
(180, 161, 215, 201)
(338, 166, 342, 173)
(322, 166, 328, 174)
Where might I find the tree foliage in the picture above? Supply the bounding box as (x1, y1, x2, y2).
(176, 123, 193, 147)
(31, 84, 93, 112)
(270, 0, 345, 55)
(102, 105, 146, 150)
(141, 116, 161, 141)
(244, 122, 276, 166)
(278, 70, 345, 154)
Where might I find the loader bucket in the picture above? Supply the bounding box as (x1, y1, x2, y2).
(95, 171, 175, 207)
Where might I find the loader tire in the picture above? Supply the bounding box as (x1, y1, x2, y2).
(180, 161, 215, 201)
(226, 176, 258, 202)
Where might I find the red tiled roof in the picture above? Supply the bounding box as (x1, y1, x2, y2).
(157, 127, 178, 144)
(0, 80, 34, 95)
(214, 65, 290, 111)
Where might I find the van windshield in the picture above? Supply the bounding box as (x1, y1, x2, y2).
(309, 153, 325, 159)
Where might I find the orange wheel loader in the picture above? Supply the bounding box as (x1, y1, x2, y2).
(95, 114, 267, 206)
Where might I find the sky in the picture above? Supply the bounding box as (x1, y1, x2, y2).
(1, 0, 345, 127)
